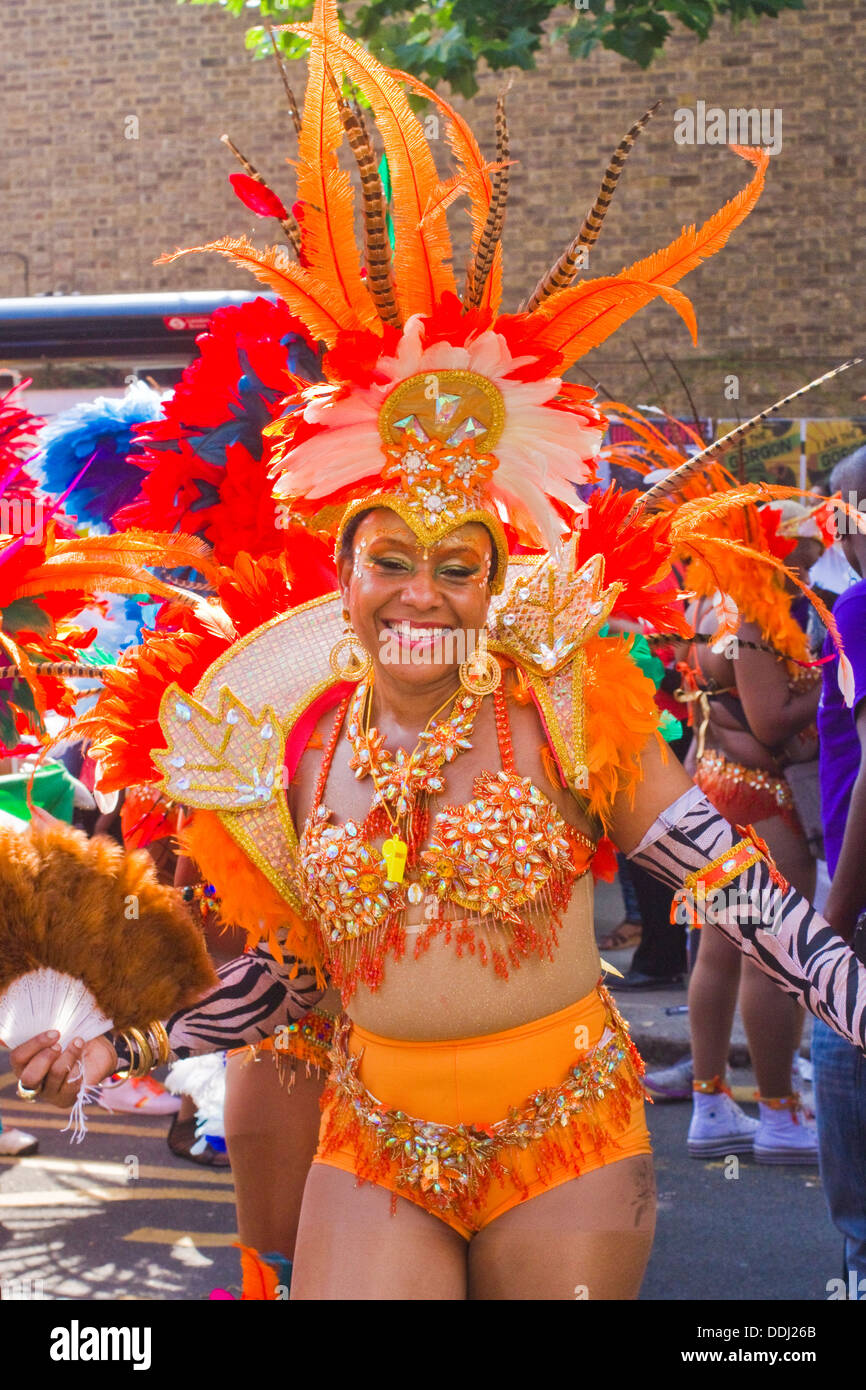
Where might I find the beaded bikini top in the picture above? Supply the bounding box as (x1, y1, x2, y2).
(296, 682, 596, 1000)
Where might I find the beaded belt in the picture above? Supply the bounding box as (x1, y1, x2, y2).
(695, 750, 798, 826)
(320, 988, 644, 1217)
(230, 1008, 337, 1088)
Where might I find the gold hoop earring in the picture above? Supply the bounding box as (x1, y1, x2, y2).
(329, 624, 372, 681)
(459, 638, 501, 697)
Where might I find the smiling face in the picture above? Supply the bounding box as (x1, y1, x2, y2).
(338, 509, 493, 688)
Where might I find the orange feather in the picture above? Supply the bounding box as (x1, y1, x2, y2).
(526, 146, 767, 366)
(296, 4, 378, 329)
(156, 237, 353, 346)
(529, 276, 698, 368)
(44, 531, 221, 586)
(237, 1244, 280, 1301)
(178, 810, 326, 982)
(396, 69, 501, 311)
(0, 627, 46, 718)
(619, 145, 769, 292)
(312, 28, 456, 317)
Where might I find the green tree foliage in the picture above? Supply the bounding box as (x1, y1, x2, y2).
(182, 0, 804, 95)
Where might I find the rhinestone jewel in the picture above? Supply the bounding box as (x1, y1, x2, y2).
(447, 416, 486, 444)
(174, 700, 191, 721)
(433, 392, 461, 426)
(393, 413, 428, 442)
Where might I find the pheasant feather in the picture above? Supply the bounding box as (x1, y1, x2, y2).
(525, 101, 660, 312)
(639, 358, 865, 511)
(287, 16, 456, 318)
(324, 63, 402, 329)
(465, 87, 511, 312)
(221, 135, 301, 254)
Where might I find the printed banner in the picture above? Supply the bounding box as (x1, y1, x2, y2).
(805, 420, 866, 482)
(713, 418, 800, 486)
(714, 419, 866, 487)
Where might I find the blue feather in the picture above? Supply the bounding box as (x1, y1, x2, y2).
(37, 381, 164, 528)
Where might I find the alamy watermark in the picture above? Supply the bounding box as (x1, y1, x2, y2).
(49, 1321, 152, 1370)
(673, 102, 782, 156)
(0, 497, 44, 545)
(831, 491, 866, 538)
(1, 1275, 45, 1299)
(379, 622, 488, 667)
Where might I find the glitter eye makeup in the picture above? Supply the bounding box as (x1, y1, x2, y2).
(355, 530, 490, 585)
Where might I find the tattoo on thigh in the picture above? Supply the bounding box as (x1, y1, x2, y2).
(631, 1157, 656, 1228)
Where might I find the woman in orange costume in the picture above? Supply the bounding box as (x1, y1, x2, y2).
(13, 1, 866, 1301)
(679, 501, 826, 1161)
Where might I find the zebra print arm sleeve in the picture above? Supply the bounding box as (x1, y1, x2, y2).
(627, 785, 866, 1052)
(113, 948, 325, 1063)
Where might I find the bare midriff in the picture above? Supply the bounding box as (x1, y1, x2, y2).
(348, 873, 602, 1039)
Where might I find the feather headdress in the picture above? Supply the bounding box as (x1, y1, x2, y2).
(156, 0, 769, 581)
(597, 403, 863, 700)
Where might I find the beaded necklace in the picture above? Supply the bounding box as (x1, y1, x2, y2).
(346, 676, 484, 877)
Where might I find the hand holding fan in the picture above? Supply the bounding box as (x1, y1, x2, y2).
(0, 821, 217, 1135)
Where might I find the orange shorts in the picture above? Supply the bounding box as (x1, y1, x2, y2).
(313, 984, 651, 1240)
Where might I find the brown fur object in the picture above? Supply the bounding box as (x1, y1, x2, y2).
(0, 822, 217, 1030)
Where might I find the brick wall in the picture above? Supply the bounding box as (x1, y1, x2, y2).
(1, 0, 864, 415)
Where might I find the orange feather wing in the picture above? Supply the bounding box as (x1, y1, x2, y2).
(156, 237, 354, 346)
(528, 276, 698, 368)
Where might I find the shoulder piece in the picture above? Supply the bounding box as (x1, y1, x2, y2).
(154, 590, 344, 920)
(488, 543, 662, 827)
(488, 538, 623, 677)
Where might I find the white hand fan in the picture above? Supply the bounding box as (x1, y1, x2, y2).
(0, 820, 217, 1140)
(0, 968, 112, 1052)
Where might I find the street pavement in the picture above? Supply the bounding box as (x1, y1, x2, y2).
(0, 876, 837, 1303)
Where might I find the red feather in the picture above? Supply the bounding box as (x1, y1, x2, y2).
(229, 172, 289, 222)
(575, 486, 689, 636)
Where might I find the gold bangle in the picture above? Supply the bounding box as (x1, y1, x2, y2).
(123, 1027, 155, 1079)
(115, 1022, 169, 1079)
(145, 1021, 171, 1067)
(113, 1031, 137, 1080)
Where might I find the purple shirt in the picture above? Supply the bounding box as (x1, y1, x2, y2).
(818, 577, 866, 878)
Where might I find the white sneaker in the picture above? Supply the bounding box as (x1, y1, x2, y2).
(687, 1089, 759, 1158)
(0, 1128, 39, 1156)
(644, 1056, 694, 1102)
(754, 1098, 819, 1165)
(98, 1075, 181, 1116)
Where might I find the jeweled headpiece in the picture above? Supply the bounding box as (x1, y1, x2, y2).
(158, 0, 769, 591)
